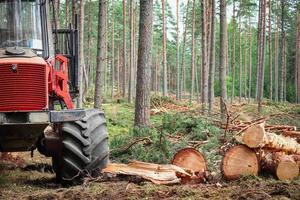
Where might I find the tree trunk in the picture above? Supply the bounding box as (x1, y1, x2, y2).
(231, 1, 236, 101)
(260, 151, 299, 181)
(280, 0, 285, 102)
(86, 0, 93, 88)
(72, 0, 76, 27)
(257, 0, 267, 113)
(134, 0, 153, 127)
(78, 0, 85, 108)
(94, 0, 106, 108)
(274, 9, 279, 102)
(128, 0, 134, 103)
(180, 0, 190, 100)
(248, 17, 252, 101)
(219, 0, 228, 120)
(242, 123, 300, 154)
(222, 145, 259, 180)
(162, 0, 168, 96)
(176, 0, 180, 100)
(297, 9, 300, 103)
(190, 0, 196, 103)
(111, 0, 115, 99)
(238, 16, 242, 102)
(122, 0, 127, 98)
(268, 0, 273, 101)
(66, 0, 70, 26)
(208, 0, 215, 114)
(201, 0, 208, 104)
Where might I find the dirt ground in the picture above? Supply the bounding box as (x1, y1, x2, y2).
(1, 152, 300, 200)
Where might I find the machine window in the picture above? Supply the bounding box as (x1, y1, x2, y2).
(0, 0, 43, 50)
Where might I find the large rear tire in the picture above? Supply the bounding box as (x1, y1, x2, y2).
(53, 109, 109, 185)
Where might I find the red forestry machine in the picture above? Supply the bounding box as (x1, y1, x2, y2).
(0, 0, 109, 184)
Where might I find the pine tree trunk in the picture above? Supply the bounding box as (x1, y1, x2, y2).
(280, 0, 285, 102)
(122, 0, 127, 98)
(78, 0, 85, 108)
(87, 0, 93, 88)
(162, 0, 168, 96)
(296, 9, 300, 103)
(268, 0, 273, 101)
(220, 0, 228, 120)
(231, 1, 236, 101)
(66, 0, 70, 26)
(190, 0, 196, 103)
(134, 0, 153, 127)
(201, 0, 208, 104)
(274, 10, 279, 102)
(257, 0, 267, 113)
(94, 0, 106, 108)
(128, 0, 134, 103)
(238, 16, 242, 102)
(208, 0, 215, 113)
(248, 17, 252, 101)
(176, 0, 180, 100)
(180, 0, 190, 100)
(72, 0, 76, 27)
(111, 0, 115, 99)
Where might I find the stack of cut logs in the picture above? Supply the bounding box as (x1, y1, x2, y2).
(222, 121, 300, 181)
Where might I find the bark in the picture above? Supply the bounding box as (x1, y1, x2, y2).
(238, 17, 242, 102)
(268, 0, 273, 101)
(176, 0, 180, 100)
(86, 0, 93, 87)
(280, 0, 285, 102)
(111, 0, 115, 99)
(257, 0, 267, 113)
(297, 10, 300, 103)
(117, 45, 120, 92)
(260, 151, 299, 181)
(162, 0, 168, 96)
(94, 0, 106, 108)
(219, 0, 228, 120)
(128, 0, 134, 103)
(242, 123, 300, 154)
(201, 0, 208, 104)
(274, 11, 279, 102)
(222, 145, 259, 180)
(66, 0, 70, 26)
(78, 0, 85, 108)
(72, 0, 76, 27)
(231, 1, 236, 101)
(134, 0, 153, 127)
(248, 18, 252, 101)
(180, 0, 190, 100)
(190, 0, 196, 103)
(122, 0, 127, 97)
(208, 0, 215, 113)
(54, 0, 60, 29)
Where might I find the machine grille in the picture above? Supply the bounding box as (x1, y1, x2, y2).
(0, 64, 47, 111)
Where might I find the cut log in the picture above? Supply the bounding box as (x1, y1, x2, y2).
(281, 131, 300, 143)
(222, 145, 259, 180)
(171, 148, 208, 183)
(242, 123, 300, 154)
(102, 160, 191, 185)
(260, 151, 299, 181)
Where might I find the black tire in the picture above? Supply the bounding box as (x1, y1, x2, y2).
(53, 109, 109, 185)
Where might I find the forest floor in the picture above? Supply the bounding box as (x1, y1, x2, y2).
(1, 96, 300, 200)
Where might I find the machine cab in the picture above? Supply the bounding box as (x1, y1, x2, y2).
(0, 0, 52, 58)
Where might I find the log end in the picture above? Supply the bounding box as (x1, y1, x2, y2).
(242, 123, 265, 148)
(276, 160, 299, 181)
(222, 145, 259, 180)
(172, 148, 207, 183)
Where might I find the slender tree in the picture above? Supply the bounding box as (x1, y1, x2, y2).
(208, 0, 215, 113)
(268, 0, 273, 101)
(257, 0, 267, 112)
(128, 0, 135, 103)
(248, 17, 252, 101)
(297, 7, 300, 103)
(122, 0, 127, 97)
(94, 0, 106, 108)
(220, 0, 227, 119)
(176, 0, 180, 100)
(231, 1, 236, 101)
(111, 0, 115, 99)
(134, 0, 153, 127)
(162, 0, 168, 96)
(274, 5, 279, 102)
(190, 0, 196, 103)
